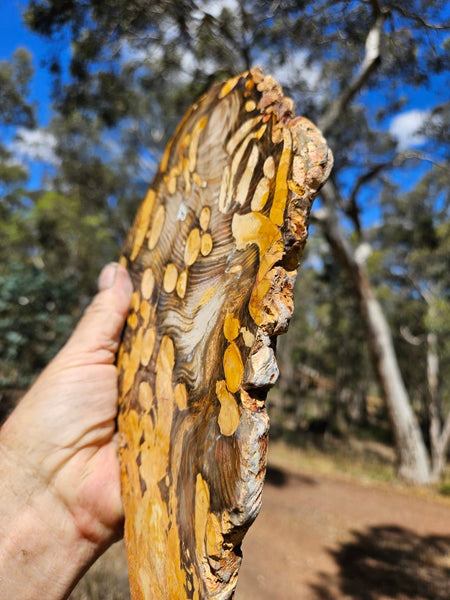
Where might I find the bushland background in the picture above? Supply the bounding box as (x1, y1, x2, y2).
(1, 1, 449, 597)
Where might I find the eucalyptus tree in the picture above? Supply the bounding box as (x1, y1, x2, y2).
(376, 163, 450, 481)
(21, 0, 449, 482)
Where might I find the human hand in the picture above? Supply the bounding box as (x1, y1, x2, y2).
(0, 262, 133, 600)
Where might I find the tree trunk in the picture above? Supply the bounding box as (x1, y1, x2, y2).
(316, 183, 431, 484)
(427, 330, 450, 482)
(357, 269, 430, 483)
(117, 68, 333, 599)
(314, 3, 430, 484)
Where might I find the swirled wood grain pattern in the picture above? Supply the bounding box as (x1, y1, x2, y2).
(117, 67, 333, 599)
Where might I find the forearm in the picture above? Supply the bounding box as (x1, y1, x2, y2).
(0, 432, 98, 600)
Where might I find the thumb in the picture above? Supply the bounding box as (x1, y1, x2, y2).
(63, 262, 133, 363)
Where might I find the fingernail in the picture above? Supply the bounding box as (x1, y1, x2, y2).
(98, 263, 118, 290)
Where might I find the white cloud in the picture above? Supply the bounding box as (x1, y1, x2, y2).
(12, 127, 60, 166)
(180, 50, 198, 80)
(201, 0, 239, 19)
(179, 49, 218, 82)
(4, 154, 28, 171)
(119, 39, 151, 63)
(251, 48, 323, 112)
(265, 50, 322, 91)
(389, 109, 429, 150)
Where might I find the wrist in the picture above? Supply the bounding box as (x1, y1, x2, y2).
(0, 426, 99, 600)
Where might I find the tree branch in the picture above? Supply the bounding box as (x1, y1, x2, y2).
(400, 325, 424, 346)
(345, 150, 444, 238)
(313, 181, 361, 279)
(346, 161, 390, 236)
(318, 6, 388, 135)
(391, 4, 450, 30)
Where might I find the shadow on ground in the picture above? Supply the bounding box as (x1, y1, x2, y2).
(311, 525, 450, 600)
(265, 464, 317, 487)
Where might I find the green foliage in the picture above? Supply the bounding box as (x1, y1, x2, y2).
(0, 1, 448, 477)
(276, 239, 373, 433)
(439, 478, 450, 496)
(0, 47, 35, 128)
(0, 48, 35, 218)
(0, 189, 117, 388)
(0, 262, 77, 387)
(29, 191, 118, 281)
(375, 165, 450, 413)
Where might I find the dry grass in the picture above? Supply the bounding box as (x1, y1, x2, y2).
(269, 437, 450, 503)
(268, 436, 397, 483)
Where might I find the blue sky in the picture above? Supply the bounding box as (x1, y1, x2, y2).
(1, 1, 60, 186)
(1, 0, 446, 203)
(3, 1, 443, 139)
(0, 1, 53, 123)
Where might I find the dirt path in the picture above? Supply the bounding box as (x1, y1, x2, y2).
(71, 446, 450, 600)
(237, 451, 450, 599)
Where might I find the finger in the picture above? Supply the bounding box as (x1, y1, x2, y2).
(63, 263, 133, 362)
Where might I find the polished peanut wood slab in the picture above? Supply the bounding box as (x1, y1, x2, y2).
(117, 68, 332, 600)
